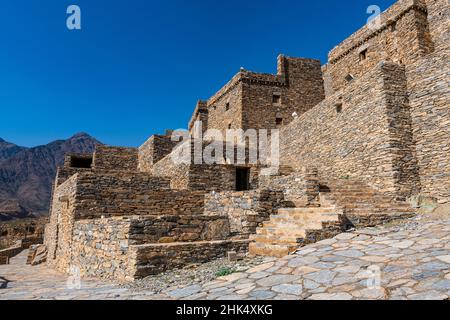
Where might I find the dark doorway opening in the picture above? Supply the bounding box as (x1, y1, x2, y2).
(70, 156, 93, 169)
(236, 167, 250, 191)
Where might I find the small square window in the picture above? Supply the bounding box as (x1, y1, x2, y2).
(345, 74, 355, 82)
(359, 49, 367, 61)
(336, 103, 343, 113)
(225, 103, 230, 111)
(276, 117, 283, 126)
(228, 123, 232, 129)
(390, 22, 397, 32)
(273, 94, 281, 104)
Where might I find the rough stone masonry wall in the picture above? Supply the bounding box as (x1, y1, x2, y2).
(127, 215, 231, 244)
(424, 0, 449, 52)
(281, 62, 419, 198)
(132, 240, 250, 278)
(259, 167, 320, 205)
(324, 0, 433, 95)
(207, 80, 244, 131)
(69, 172, 204, 219)
(93, 145, 138, 171)
(138, 134, 178, 173)
(151, 141, 238, 191)
(204, 190, 284, 236)
(406, 49, 450, 203)
(71, 218, 135, 282)
(259, 56, 324, 129)
(204, 56, 324, 132)
(45, 173, 78, 272)
(69, 213, 242, 281)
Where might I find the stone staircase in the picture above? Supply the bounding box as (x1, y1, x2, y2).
(248, 206, 346, 258)
(249, 177, 415, 258)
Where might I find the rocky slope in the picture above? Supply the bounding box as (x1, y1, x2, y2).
(0, 133, 101, 221)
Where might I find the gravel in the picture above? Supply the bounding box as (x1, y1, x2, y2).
(124, 255, 269, 293)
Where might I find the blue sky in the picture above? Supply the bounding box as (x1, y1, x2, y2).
(0, 0, 395, 147)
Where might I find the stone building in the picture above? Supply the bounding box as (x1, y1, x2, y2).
(44, 0, 449, 282)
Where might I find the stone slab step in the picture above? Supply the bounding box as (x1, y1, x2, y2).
(250, 234, 302, 245)
(249, 242, 297, 258)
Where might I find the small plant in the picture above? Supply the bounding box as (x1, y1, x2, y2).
(340, 175, 351, 180)
(215, 267, 235, 277)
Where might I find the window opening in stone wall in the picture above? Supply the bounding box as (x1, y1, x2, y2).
(236, 167, 250, 191)
(390, 22, 397, 32)
(225, 102, 230, 111)
(69, 156, 93, 169)
(273, 94, 281, 104)
(335, 103, 343, 113)
(345, 74, 355, 83)
(359, 49, 367, 61)
(276, 117, 283, 126)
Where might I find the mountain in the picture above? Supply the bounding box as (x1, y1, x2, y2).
(0, 133, 101, 221)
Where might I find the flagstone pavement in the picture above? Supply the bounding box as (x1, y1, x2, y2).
(1, 215, 449, 300)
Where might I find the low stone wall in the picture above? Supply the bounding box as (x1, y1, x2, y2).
(132, 239, 250, 278)
(0, 217, 47, 249)
(93, 145, 139, 171)
(0, 241, 23, 265)
(58, 171, 208, 219)
(128, 215, 231, 244)
(70, 216, 246, 281)
(204, 190, 284, 236)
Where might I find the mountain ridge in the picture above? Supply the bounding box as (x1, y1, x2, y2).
(0, 133, 101, 221)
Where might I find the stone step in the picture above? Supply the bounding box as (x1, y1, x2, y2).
(248, 242, 297, 258)
(250, 234, 303, 245)
(278, 207, 336, 214)
(255, 224, 320, 237)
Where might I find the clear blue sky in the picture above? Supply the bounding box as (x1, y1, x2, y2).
(0, 0, 395, 147)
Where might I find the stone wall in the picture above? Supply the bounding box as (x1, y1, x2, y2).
(259, 167, 320, 205)
(201, 56, 324, 132)
(93, 145, 138, 171)
(204, 190, 284, 236)
(424, 0, 449, 52)
(138, 134, 177, 173)
(281, 62, 419, 198)
(128, 215, 231, 244)
(0, 217, 47, 249)
(68, 215, 246, 281)
(407, 49, 450, 203)
(45, 173, 78, 272)
(0, 241, 22, 265)
(71, 218, 134, 282)
(64, 172, 202, 219)
(151, 142, 237, 191)
(132, 239, 250, 278)
(189, 100, 209, 134)
(325, 0, 433, 95)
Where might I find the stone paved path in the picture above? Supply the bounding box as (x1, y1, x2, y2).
(1, 216, 449, 300)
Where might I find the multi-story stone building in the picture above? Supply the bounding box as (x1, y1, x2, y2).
(44, 0, 449, 282)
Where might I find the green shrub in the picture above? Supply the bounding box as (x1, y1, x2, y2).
(215, 267, 235, 277)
